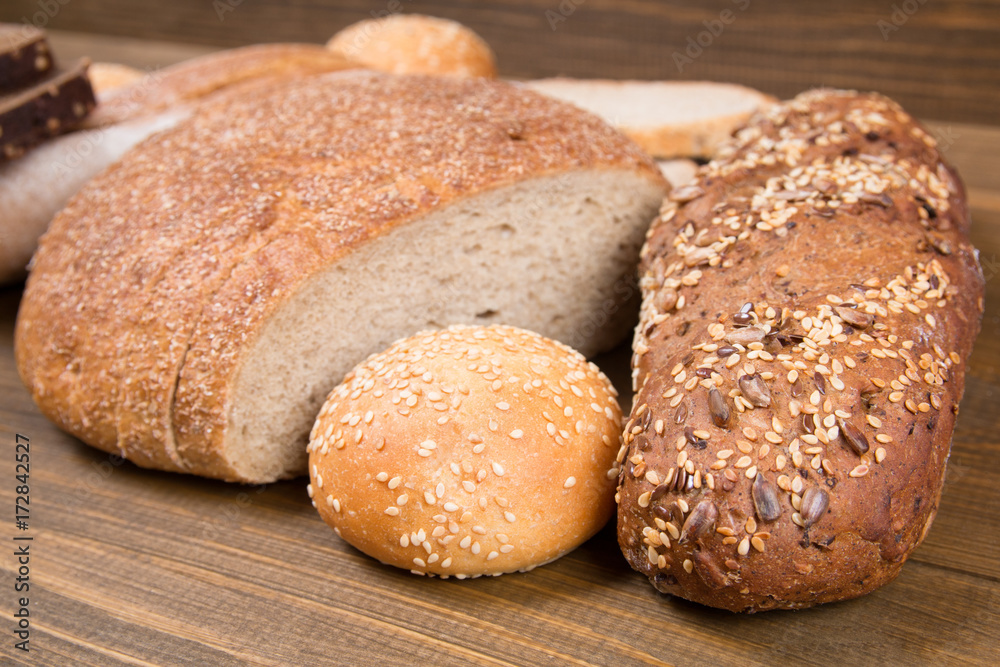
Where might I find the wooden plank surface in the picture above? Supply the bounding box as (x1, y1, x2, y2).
(2, 0, 1000, 125)
(2, 31, 1000, 667)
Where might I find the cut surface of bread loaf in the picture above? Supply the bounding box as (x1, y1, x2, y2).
(16, 71, 667, 483)
(524, 79, 774, 160)
(617, 89, 984, 611)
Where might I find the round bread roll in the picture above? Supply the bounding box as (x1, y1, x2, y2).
(307, 325, 622, 578)
(326, 14, 497, 78)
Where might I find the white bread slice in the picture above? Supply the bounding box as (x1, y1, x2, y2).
(16, 71, 668, 483)
(524, 79, 775, 159)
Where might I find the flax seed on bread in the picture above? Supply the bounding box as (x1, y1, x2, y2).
(616, 89, 984, 611)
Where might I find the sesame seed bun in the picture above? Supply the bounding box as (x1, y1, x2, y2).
(307, 325, 622, 578)
(326, 14, 497, 78)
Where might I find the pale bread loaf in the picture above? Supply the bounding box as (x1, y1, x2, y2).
(16, 71, 667, 483)
(327, 14, 496, 78)
(308, 325, 622, 578)
(524, 79, 775, 159)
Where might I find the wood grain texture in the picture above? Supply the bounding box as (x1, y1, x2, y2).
(1, 0, 999, 124)
(1, 29, 1000, 667)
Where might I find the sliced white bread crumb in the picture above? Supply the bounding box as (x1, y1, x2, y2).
(524, 79, 775, 159)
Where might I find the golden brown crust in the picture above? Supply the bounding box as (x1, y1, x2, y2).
(326, 15, 496, 78)
(16, 71, 660, 481)
(83, 43, 356, 127)
(307, 325, 622, 578)
(616, 89, 985, 612)
(173, 71, 660, 480)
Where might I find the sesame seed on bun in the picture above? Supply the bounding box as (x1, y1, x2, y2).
(307, 324, 623, 578)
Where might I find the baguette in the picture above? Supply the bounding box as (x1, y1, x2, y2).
(16, 70, 667, 483)
(616, 89, 984, 611)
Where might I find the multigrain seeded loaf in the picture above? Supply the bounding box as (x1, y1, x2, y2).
(15, 70, 667, 483)
(616, 89, 984, 612)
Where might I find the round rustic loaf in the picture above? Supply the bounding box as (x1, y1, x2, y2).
(617, 89, 984, 611)
(307, 325, 622, 577)
(326, 14, 496, 78)
(15, 70, 665, 483)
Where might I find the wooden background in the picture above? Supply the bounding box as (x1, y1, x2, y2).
(0, 0, 999, 124)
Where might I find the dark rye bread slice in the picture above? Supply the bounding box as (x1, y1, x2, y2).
(16, 71, 668, 483)
(0, 58, 95, 161)
(0, 24, 53, 91)
(616, 89, 984, 611)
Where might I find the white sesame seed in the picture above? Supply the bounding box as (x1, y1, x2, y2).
(492, 462, 505, 476)
(385, 507, 399, 516)
(564, 476, 577, 488)
(504, 511, 516, 523)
